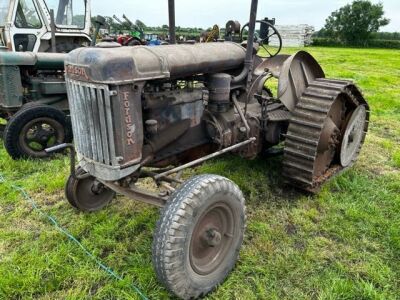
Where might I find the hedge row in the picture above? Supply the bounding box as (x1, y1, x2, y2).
(312, 37, 400, 49)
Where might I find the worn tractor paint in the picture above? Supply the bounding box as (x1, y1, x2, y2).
(56, 0, 370, 299)
(0, 0, 95, 159)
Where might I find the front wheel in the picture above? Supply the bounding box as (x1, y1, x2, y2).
(3, 104, 72, 159)
(152, 174, 246, 299)
(65, 168, 115, 212)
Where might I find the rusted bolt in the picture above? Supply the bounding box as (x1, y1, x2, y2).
(203, 229, 222, 247)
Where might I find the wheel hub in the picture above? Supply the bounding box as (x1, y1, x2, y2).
(189, 203, 235, 275)
(20, 117, 64, 155)
(91, 181, 105, 194)
(202, 228, 222, 247)
(66, 168, 115, 212)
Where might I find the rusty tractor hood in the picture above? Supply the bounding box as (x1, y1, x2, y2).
(65, 42, 247, 84)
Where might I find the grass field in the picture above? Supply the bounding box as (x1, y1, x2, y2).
(0, 47, 399, 300)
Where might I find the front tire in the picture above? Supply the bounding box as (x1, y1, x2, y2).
(3, 104, 72, 159)
(152, 174, 246, 299)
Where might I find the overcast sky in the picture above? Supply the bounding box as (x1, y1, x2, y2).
(92, 0, 399, 32)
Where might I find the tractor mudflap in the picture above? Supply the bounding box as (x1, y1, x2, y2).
(282, 79, 370, 192)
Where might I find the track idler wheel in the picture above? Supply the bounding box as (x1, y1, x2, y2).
(65, 168, 115, 212)
(283, 79, 369, 192)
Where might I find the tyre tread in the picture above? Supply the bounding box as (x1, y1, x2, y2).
(152, 174, 245, 299)
(3, 104, 72, 159)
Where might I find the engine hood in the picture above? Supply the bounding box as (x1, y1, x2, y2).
(65, 42, 246, 84)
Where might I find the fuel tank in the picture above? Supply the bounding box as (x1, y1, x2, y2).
(65, 42, 246, 84)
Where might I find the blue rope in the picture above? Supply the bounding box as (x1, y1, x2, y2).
(0, 173, 148, 300)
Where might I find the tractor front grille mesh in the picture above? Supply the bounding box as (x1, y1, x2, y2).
(66, 79, 117, 166)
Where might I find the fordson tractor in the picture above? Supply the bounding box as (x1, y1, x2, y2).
(47, 0, 369, 298)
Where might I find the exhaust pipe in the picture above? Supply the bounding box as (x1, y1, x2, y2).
(168, 0, 176, 44)
(232, 0, 258, 84)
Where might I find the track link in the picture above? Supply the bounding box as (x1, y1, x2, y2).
(282, 78, 369, 192)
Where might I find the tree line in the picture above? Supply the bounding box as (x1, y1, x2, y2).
(314, 0, 399, 48)
(93, 0, 399, 48)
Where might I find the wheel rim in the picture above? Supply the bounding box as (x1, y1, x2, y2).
(19, 117, 65, 157)
(70, 173, 115, 211)
(340, 105, 367, 167)
(314, 97, 345, 177)
(189, 202, 235, 275)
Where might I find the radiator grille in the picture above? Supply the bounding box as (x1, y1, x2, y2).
(66, 79, 117, 166)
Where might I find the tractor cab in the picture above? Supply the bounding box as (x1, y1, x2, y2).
(0, 0, 91, 52)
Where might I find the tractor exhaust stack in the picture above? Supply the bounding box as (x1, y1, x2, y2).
(168, 0, 176, 44)
(232, 0, 258, 84)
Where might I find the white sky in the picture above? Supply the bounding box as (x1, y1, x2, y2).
(92, 0, 399, 32)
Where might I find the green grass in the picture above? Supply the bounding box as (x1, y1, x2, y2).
(0, 47, 399, 299)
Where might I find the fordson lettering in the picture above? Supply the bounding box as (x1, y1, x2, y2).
(65, 65, 89, 80)
(123, 91, 135, 146)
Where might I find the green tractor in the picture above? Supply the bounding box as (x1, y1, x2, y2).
(0, 0, 95, 159)
(113, 14, 146, 46)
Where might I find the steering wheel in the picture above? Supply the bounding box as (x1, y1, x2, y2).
(240, 20, 282, 58)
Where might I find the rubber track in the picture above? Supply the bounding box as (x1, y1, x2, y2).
(282, 78, 370, 192)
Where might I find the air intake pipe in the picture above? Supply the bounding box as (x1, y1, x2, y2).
(231, 0, 258, 84)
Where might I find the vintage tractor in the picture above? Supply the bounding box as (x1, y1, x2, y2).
(0, 51, 72, 159)
(0, 0, 91, 52)
(112, 14, 146, 46)
(49, 0, 369, 298)
(0, 0, 94, 159)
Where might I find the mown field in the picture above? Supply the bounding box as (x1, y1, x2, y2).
(0, 47, 399, 300)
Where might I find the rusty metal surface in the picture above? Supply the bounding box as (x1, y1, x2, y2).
(100, 180, 167, 207)
(143, 88, 205, 131)
(282, 78, 369, 192)
(66, 79, 143, 181)
(253, 54, 290, 77)
(154, 138, 256, 180)
(190, 201, 236, 275)
(277, 51, 325, 112)
(63, 17, 369, 199)
(65, 43, 246, 84)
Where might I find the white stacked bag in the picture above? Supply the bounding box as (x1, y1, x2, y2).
(269, 24, 314, 47)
